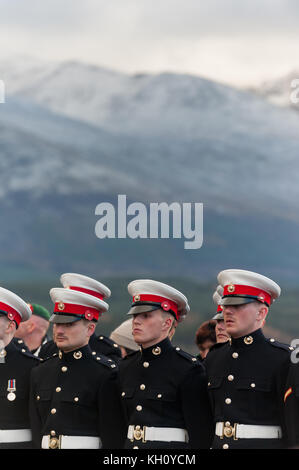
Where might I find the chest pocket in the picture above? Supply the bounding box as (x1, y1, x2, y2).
(207, 376, 223, 390)
(121, 388, 135, 400)
(35, 389, 52, 402)
(236, 378, 271, 392)
(59, 389, 95, 406)
(146, 390, 177, 402)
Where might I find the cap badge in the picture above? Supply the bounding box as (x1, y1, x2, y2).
(7, 312, 15, 321)
(227, 283, 235, 293)
(57, 302, 65, 311)
(244, 336, 254, 345)
(134, 295, 140, 302)
(257, 294, 265, 302)
(152, 346, 161, 356)
(73, 351, 82, 360)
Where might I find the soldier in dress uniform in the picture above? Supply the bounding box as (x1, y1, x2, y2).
(39, 273, 122, 363)
(212, 287, 230, 344)
(29, 286, 126, 449)
(118, 279, 214, 449)
(204, 269, 291, 449)
(0, 286, 40, 448)
(13, 303, 51, 357)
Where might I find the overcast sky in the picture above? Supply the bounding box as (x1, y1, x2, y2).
(0, 0, 298, 87)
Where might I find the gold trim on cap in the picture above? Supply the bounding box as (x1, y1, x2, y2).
(227, 283, 235, 293)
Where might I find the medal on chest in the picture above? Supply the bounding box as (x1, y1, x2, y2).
(7, 379, 16, 401)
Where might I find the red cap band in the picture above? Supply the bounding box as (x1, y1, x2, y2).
(68, 286, 104, 300)
(223, 284, 271, 306)
(54, 302, 100, 321)
(217, 304, 223, 313)
(0, 302, 22, 326)
(132, 294, 179, 319)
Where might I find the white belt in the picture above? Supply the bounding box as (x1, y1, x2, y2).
(215, 422, 282, 440)
(0, 429, 32, 443)
(127, 425, 189, 443)
(42, 435, 101, 449)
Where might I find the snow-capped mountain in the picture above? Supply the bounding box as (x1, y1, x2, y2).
(1, 57, 299, 281)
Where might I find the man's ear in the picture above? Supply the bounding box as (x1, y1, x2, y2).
(257, 305, 268, 322)
(87, 321, 96, 337)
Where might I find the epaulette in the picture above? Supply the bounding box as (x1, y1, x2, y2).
(266, 337, 293, 353)
(20, 348, 41, 362)
(92, 352, 118, 370)
(173, 346, 201, 364)
(97, 335, 121, 350)
(40, 352, 59, 363)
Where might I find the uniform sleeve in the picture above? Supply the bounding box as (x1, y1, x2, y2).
(29, 367, 43, 449)
(284, 362, 299, 448)
(97, 370, 127, 449)
(178, 364, 214, 449)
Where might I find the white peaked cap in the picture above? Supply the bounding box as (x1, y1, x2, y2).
(217, 269, 281, 306)
(127, 279, 190, 322)
(60, 273, 111, 299)
(49, 287, 109, 323)
(0, 286, 31, 326)
(110, 318, 139, 352)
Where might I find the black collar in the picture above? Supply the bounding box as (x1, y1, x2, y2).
(230, 328, 265, 349)
(140, 337, 173, 360)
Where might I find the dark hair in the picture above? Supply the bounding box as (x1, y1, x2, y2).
(195, 320, 216, 346)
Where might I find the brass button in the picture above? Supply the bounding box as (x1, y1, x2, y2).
(61, 366, 68, 372)
(36, 395, 40, 401)
(225, 398, 232, 405)
(227, 375, 234, 381)
(74, 397, 79, 402)
(244, 336, 253, 345)
(232, 352, 239, 359)
(225, 421, 231, 427)
(143, 362, 149, 368)
(251, 383, 256, 388)
(157, 394, 162, 398)
(121, 392, 126, 397)
(73, 351, 82, 360)
(152, 346, 161, 356)
(136, 405, 142, 411)
(223, 444, 229, 449)
(56, 387, 61, 393)
(140, 384, 146, 390)
(51, 408, 56, 414)
(50, 430, 56, 436)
